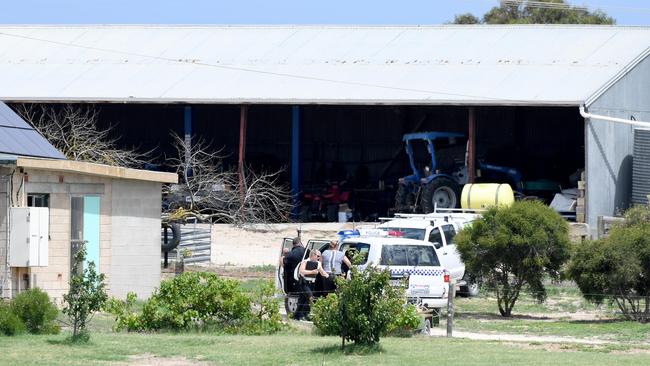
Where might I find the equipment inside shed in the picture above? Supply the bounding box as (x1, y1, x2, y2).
(16, 103, 585, 222)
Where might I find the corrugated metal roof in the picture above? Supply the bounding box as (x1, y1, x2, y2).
(0, 25, 649, 106)
(0, 102, 65, 159)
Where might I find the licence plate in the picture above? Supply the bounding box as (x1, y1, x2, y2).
(410, 284, 430, 295)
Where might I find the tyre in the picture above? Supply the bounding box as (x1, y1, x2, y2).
(326, 204, 338, 222)
(394, 184, 416, 211)
(460, 282, 480, 298)
(299, 206, 311, 222)
(422, 317, 432, 335)
(284, 296, 299, 318)
(420, 177, 460, 213)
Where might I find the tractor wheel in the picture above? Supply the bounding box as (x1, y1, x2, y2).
(394, 184, 416, 212)
(299, 206, 311, 222)
(421, 177, 460, 213)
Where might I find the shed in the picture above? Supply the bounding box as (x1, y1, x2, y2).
(0, 25, 649, 236)
(0, 102, 177, 301)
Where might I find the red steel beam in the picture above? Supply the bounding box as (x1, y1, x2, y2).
(238, 105, 249, 201)
(468, 107, 476, 183)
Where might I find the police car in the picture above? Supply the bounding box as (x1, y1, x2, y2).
(341, 236, 450, 310)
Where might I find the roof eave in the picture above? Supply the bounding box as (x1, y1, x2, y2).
(16, 157, 178, 184)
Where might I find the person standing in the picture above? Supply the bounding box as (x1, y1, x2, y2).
(282, 237, 304, 295)
(297, 249, 329, 320)
(321, 240, 352, 293)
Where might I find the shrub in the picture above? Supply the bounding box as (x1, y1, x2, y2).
(108, 273, 282, 334)
(62, 245, 108, 342)
(0, 302, 25, 336)
(386, 304, 421, 337)
(568, 205, 650, 323)
(456, 201, 571, 317)
(10, 288, 59, 334)
(311, 266, 405, 347)
(138, 272, 251, 330)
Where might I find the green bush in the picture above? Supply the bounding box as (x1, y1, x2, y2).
(456, 201, 571, 317)
(108, 273, 283, 334)
(311, 266, 405, 347)
(0, 302, 25, 336)
(568, 205, 650, 323)
(386, 304, 421, 337)
(11, 288, 59, 334)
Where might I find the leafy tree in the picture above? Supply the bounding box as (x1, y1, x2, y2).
(453, 0, 614, 25)
(62, 245, 108, 342)
(453, 13, 480, 24)
(455, 201, 571, 317)
(568, 205, 650, 323)
(311, 266, 415, 347)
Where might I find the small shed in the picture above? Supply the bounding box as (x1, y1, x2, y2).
(0, 103, 177, 301)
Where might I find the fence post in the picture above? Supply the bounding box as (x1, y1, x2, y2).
(447, 280, 455, 337)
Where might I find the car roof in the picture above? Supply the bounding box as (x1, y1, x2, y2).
(342, 236, 433, 246)
(378, 218, 432, 229)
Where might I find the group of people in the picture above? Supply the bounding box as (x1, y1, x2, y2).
(281, 237, 352, 320)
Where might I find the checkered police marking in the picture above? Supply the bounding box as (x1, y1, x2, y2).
(390, 269, 444, 276)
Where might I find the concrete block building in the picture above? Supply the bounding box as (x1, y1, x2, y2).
(0, 103, 177, 301)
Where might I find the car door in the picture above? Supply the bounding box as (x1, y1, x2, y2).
(428, 225, 454, 271)
(277, 238, 296, 294)
(440, 224, 465, 280)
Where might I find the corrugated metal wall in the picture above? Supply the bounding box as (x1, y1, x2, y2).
(587, 53, 650, 236)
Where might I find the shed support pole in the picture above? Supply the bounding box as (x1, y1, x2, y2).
(291, 106, 301, 219)
(238, 105, 249, 204)
(184, 106, 192, 166)
(468, 107, 476, 183)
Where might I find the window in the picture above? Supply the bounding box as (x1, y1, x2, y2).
(428, 228, 443, 249)
(382, 227, 426, 240)
(27, 193, 49, 208)
(341, 242, 371, 265)
(380, 245, 440, 266)
(442, 225, 457, 244)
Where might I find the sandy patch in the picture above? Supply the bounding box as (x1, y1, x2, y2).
(125, 354, 211, 366)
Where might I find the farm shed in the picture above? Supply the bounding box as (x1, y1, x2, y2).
(0, 102, 178, 301)
(0, 25, 649, 236)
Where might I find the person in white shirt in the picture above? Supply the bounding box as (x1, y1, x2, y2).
(320, 240, 352, 293)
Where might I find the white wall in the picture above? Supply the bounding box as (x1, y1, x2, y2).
(110, 180, 162, 299)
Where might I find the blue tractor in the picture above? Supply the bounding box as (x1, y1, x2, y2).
(395, 131, 524, 213)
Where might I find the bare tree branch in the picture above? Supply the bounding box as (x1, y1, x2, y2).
(15, 104, 150, 168)
(164, 132, 293, 226)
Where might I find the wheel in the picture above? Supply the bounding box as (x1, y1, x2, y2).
(299, 206, 311, 222)
(460, 282, 480, 298)
(422, 317, 432, 335)
(420, 177, 460, 213)
(326, 204, 338, 222)
(394, 184, 416, 211)
(284, 296, 299, 318)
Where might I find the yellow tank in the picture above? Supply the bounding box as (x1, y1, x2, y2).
(460, 183, 514, 209)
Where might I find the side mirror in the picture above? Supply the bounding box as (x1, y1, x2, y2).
(433, 242, 443, 249)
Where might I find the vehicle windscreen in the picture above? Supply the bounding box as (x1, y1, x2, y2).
(341, 243, 371, 265)
(380, 245, 440, 266)
(382, 228, 426, 240)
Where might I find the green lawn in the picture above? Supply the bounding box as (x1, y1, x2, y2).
(2, 332, 650, 366)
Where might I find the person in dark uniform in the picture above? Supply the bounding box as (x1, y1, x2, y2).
(297, 249, 329, 320)
(282, 237, 305, 295)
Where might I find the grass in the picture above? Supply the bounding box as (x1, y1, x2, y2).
(2, 332, 650, 366)
(451, 282, 650, 342)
